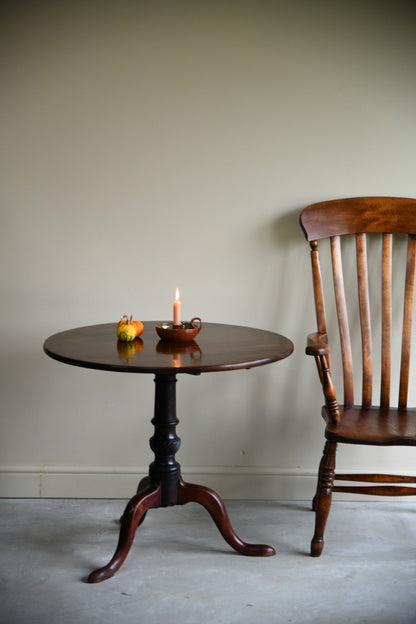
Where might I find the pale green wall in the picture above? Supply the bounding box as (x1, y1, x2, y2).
(1, 0, 415, 498)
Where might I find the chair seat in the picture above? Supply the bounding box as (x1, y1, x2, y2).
(323, 406, 416, 446)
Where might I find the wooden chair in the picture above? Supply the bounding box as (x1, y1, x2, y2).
(300, 197, 416, 557)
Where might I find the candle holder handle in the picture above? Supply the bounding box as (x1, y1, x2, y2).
(190, 317, 202, 332)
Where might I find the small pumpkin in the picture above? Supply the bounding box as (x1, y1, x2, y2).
(117, 315, 144, 337)
(131, 320, 144, 337)
(117, 323, 137, 342)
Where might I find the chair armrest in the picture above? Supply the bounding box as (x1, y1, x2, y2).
(305, 332, 329, 356)
(305, 332, 340, 425)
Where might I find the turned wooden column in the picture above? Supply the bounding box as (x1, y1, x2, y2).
(149, 374, 181, 506)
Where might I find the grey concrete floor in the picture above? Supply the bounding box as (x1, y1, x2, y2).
(0, 498, 415, 624)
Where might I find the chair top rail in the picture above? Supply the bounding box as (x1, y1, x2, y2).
(300, 197, 416, 242)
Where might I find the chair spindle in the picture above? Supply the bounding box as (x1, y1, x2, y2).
(380, 233, 392, 408)
(331, 235, 354, 407)
(356, 233, 372, 407)
(310, 241, 327, 335)
(398, 235, 416, 409)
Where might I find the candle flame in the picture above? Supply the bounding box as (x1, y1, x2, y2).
(175, 287, 180, 301)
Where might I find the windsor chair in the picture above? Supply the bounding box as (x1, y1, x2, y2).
(300, 196, 416, 557)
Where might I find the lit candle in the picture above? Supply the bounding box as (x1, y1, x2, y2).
(173, 288, 181, 326)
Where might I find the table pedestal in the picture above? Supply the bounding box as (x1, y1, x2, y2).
(88, 374, 275, 583)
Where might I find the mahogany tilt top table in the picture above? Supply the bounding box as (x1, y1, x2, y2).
(43, 321, 293, 583)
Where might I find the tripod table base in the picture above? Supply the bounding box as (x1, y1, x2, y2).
(88, 478, 275, 584)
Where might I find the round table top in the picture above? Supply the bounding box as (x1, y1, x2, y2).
(43, 322, 293, 375)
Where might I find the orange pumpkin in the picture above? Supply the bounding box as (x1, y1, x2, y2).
(131, 320, 144, 337)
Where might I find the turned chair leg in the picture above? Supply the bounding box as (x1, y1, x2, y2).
(311, 440, 337, 557)
(312, 444, 327, 511)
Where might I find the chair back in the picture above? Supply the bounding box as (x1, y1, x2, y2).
(300, 197, 416, 409)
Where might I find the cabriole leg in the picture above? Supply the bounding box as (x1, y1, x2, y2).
(176, 479, 275, 557)
(88, 483, 161, 583)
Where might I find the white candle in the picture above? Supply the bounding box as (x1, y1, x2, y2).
(173, 288, 181, 326)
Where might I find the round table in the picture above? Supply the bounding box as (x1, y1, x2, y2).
(44, 321, 293, 583)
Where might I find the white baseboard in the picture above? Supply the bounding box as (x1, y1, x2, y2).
(1, 466, 415, 500)
(0, 465, 315, 499)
